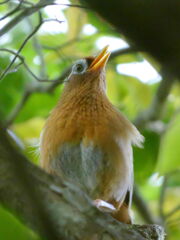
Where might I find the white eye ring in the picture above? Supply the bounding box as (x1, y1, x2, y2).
(72, 59, 88, 75)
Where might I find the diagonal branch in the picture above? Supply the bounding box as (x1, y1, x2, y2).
(4, 47, 134, 126)
(134, 69, 175, 129)
(133, 185, 157, 224)
(158, 170, 180, 223)
(0, 0, 24, 21)
(0, 48, 49, 81)
(26, 17, 47, 78)
(4, 66, 71, 127)
(0, 12, 43, 81)
(0, 0, 87, 38)
(165, 205, 180, 219)
(0, 125, 165, 240)
(0, 0, 52, 37)
(110, 46, 137, 59)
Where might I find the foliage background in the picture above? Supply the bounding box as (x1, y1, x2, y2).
(0, 0, 179, 239)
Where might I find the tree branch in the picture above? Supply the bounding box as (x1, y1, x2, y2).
(0, 12, 43, 81)
(0, 0, 86, 38)
(158, 170, 180, 223)
(0, 0, 24, 21)
(133, 185, 157, 224)
(110, 47, 137, 60)
(0, 48, 48, 81)
(4, 46, 135, 126)
(165, 205, 180, 219)
(26, 17, 47, 79)
(0, 0, 52, 37)
(2, 43, 174, 228)
(132, 70, 176, 224)
(0, 125, 165, 240)
(134, 70, 175, 129)
(4, 66, 71, 127)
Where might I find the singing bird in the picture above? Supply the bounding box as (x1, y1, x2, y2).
(40, 46, 144, 223)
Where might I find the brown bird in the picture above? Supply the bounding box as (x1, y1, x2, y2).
(40, 46, 144, 223)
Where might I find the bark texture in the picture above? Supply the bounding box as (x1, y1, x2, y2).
(0, 127, 164, 240)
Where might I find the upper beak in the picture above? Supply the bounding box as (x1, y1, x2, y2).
(88, 45, 111, 71)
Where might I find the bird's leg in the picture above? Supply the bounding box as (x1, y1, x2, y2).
(93, 199, 117, 213)
(93, 199, 132, 223)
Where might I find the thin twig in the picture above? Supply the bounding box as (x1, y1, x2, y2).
(42, 37, 80, 51)
(0, 15, 65, 81)
(133, 185, 157, 224)
(0, 0, 88, 38)
(166, 217, 180, 227)
(5, 66, 71, 127)
(110, 46, 137, 59)
(158, 170, 180, 222)
(0, 12, 43, 81)
(0, 0, 24, 21)
(17, 0, 34, 6)
(0, 0, 10, 4)
(43, 18, 64, 25)
(26, 17, 47, 78)
(4, 46, 135, 126)
(0, 48, 68, 83)
(31, 38, 47, 78)
(165, 205, 180, 219)
(158, 176, 168, 223)
(134, 68, 175, 129)
(8, 61, 23, 73)
(0, 48, 40, 79)
(5, 89, 32, 127)
(0, 1, 48, 37)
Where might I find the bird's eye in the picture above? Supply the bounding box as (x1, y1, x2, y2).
(72, 59, 87, 75)
(75, 64, 84, 73)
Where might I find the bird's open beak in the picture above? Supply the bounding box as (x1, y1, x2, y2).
(88, 46, 111, 71)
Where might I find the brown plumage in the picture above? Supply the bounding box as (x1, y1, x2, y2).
(40, 46, 144, 223)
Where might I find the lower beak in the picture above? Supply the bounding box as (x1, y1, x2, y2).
(88, 46, 111, 71)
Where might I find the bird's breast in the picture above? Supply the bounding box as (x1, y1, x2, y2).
(40, 93, 141, 202)
(49, 141, 108, 197)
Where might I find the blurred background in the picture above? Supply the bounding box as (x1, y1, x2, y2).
(0, 0, 179, 239)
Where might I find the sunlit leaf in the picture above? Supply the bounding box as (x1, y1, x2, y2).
(134, 130, 160, 183)
(117, 75, 152, 119)
(12, 117, 44, 142)
(156, 113, 180, 174)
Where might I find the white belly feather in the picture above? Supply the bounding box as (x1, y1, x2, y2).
(49, 127, 143, 204)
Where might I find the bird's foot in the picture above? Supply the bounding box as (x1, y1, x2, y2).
(93, 199, 116, 213)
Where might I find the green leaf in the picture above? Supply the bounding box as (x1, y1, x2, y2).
(115, 75, 152, 119)
(0, 205, 40, 240)
(134, 130, 160, 183)
(15, 87, 62, 123)
(156, 113, 180, 174)
(13, 117, 44, 141)
(0, 56, 30, 121)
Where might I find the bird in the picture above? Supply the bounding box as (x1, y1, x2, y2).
(40, 46, 144, 224)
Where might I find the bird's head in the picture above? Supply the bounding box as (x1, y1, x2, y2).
(65, 46, 111, 92)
